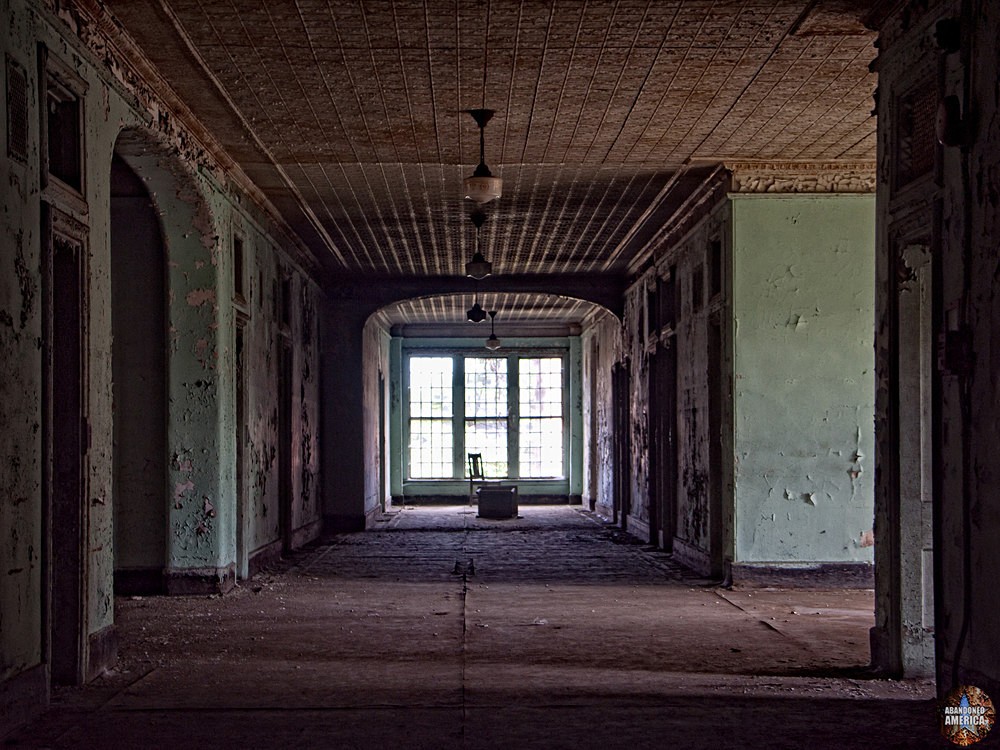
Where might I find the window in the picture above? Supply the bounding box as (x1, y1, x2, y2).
(645, 282, 658, 339)
(519, 358, 563, 478)
(692, 264, 705, 313)
(896, 84, 937, 189)
(39, 46, 87, 200)
(709, 239, 722, 299)
(233, 234, 246, 302)
(465, 357, 508, 477)
(46, 74, 82, 190)
(408, 357, 453, 478)
(405, 352, 567, 481)
(660, 267, 677, 329)
(7, 56, 29, 163)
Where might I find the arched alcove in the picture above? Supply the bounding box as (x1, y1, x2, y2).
(111, 128, 234, 594)
(110, 149, 167, 594)
(360, 292, 620, 514)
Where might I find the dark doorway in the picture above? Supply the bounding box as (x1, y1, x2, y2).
(44, 205, 86, 685)
(110, 153, 167, 595)
(612, 361, 631, 527)
(379, 371, 387, 513)
(278, 342, 294, 553)
(707, 317, 724, 577)
(878, 242, 935, 676)
(650, 338, 677, 550)
(235, 320, 248, 578)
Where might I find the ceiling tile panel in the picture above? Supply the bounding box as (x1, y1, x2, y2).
(107, 0, 877, 322)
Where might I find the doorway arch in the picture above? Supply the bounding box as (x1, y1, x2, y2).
(110, 128, 231, 595)
(110, 149, 167, 594)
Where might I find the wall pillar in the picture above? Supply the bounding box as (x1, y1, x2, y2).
(321, 299, 372, 531)
(116, 134, 236, 595)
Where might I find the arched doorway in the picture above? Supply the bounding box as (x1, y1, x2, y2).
(366, 292, 620, 512)
(110, 151, 167, 594)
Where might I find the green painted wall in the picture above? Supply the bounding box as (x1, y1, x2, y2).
(731, 195, 875, 563)
(0, 0, 324, 693)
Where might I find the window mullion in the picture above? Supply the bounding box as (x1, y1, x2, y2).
(453, 354, 465, 480)
(403, 354, 411, 479)
(562, 352, 570, 485)
(509, 354, 520, 480)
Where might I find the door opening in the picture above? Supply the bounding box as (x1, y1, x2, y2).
(110, 153, 167, 594)
(707, 316, 724, 577)
(612, 361, 631, 527)
(278, 342, 293, 553)
(235, 321, 248, 578)
(44, 206, 86, 685)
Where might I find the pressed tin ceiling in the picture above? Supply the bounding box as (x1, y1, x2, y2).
(379, 292, 600, 324)
(105, 0, 877, 317)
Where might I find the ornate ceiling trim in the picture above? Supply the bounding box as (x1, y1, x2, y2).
(725, 160, 877, 194)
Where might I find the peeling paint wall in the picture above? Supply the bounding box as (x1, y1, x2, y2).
(667, 204, 730, 566)
(954, 0, 1000, 694)
(236, 222, 322, 557)
(622, 283, 650, 536)
(1, 0, 44, 684)
(0, 0, 323, 702)
(874, 0, 1000, 695)
(613, 192, 872, 574)
(868, 2, 946, 680)
(363, 317, 391, 517)
(581, 311, 620, 518)
(617, 196, 731, 563)
(731, 195, 875, 564)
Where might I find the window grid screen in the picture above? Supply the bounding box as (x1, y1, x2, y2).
(408, 357, 454, 478)
(465, 357, 508, 477)
(519, 358, 563, 477)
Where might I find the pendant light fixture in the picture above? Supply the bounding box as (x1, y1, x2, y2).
(467, 300, 488, 323)
(463, 109, 502, 204)
(465, 208, 492, 279)
(467, 280, 488, 323)
(485, 310, 501, 350)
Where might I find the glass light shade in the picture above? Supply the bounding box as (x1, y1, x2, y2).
(467, 302, 488, 323)
(485, 333, 502, 351)
(463, 175, 502, 204)
(465, 252, 492, 279)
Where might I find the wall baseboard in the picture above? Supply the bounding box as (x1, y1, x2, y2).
(164, 564, 236, 595)
(247, 539, 283, 578)
(673, 537, 712, 576)
(87, 624, 118, 681)
(291, 517, 323, 549)
(625, 514, 650, 543)
(726, 561, 875, 588)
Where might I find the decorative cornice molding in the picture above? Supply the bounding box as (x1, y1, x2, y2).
(42, 0, 321, 278)
(726, 160, 877, 194)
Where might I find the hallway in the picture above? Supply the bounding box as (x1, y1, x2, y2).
(8, 507, 935, 749)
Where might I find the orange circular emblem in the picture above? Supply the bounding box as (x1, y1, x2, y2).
(940, 685, 996, 746)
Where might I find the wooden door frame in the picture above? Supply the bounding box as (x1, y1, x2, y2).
(41, 202, 90, 685)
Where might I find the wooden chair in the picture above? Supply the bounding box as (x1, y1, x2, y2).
(467, 452, 485, 506)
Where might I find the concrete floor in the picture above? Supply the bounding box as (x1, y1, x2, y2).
(6, 506, 944, 749)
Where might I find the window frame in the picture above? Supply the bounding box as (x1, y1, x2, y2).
(402, 348, 570, 488)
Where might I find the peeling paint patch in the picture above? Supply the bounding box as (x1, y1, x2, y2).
(14, 238, 36, 329)
(174, 479, 194, 503)
(185, 288, 216, 307)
